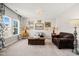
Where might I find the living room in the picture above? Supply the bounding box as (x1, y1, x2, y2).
(0, 3, 79, 56)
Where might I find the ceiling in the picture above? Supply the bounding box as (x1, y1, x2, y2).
(4, 3, 75, 19)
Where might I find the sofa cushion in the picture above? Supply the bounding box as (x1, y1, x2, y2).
(63, 35, 70, 38)
(59, 32, 66, 37)
(59, 32, 74, 38)
(64, 35, 74, 38)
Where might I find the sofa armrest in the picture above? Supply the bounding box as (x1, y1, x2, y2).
(57, 38, 74, 49)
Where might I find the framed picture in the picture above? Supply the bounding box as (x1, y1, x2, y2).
(28, 20, 34, 29)
(35, 23, 44, 30)
(45, 22, 51, 27)
(28, 20, 34, 25)
(37, 20, 41, 23)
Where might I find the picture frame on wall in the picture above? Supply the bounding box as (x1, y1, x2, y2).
(28, 20, 34, 29)
(35, 23, 44, 30)
(45, 22, 51, 27)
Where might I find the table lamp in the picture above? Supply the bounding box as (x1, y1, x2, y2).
(70, 19, 79, 54)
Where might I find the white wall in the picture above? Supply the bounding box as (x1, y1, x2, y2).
(56, 4, 79, 39)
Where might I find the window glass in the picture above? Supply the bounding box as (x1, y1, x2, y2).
(12, 20, 19, 35)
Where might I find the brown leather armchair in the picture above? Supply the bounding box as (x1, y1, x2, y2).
(51, 32, 74, 49)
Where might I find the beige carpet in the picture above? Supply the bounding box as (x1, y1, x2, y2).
(0, 39, 77, 56)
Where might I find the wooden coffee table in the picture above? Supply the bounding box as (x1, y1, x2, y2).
(28, 37, 45, 45)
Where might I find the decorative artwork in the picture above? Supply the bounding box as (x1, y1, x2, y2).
(28, 20, 34, 29)
(35, 23, 44, 30)
(37, 20, 41, 23)
(28, 20, 34, 25)
(45, 22, 51, 27)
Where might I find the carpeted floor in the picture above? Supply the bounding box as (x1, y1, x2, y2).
(0, 39, 77, 56)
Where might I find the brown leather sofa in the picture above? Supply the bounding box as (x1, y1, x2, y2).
(51, 32, 74, 49)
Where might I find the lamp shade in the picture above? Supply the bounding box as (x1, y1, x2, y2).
(70, 19, 79, 27)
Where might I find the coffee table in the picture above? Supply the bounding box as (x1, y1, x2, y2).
(28, 37, 45, 45)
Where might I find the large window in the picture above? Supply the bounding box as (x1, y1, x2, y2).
(2, 16, 10, 26)
(2, 16, 20, 36)
(1, 16, 11, 38)
(12, 20, 19, 35)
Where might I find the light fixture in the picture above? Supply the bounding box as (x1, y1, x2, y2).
(52, 24, 59, 35)
(70, 19, 79, 55)
(36, 8, 44, 17)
